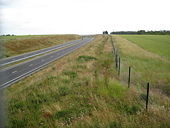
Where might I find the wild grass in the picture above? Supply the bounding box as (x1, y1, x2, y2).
(5, 35, 170, 128)
(0, 34, 80, 58)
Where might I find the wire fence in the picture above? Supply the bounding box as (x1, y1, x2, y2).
(110, 36, 151, 111)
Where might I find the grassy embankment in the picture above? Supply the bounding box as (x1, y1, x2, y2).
(6, 35, 170, 128)
(0, 35, 80, 58)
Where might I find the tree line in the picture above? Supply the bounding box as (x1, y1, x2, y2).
(110, 30, 170, 35)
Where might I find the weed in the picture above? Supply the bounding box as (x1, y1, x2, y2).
(58, 86, 70, 96)
(62, 70, 77, 79)
(77, 55, 97, 62)
(109, 121, 122, 128)
(119, 104, 141, 115)
(97, 80, 127, 99)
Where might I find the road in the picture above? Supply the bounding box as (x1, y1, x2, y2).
(0, 38, 83, 67)
(0, 37, 94, 89)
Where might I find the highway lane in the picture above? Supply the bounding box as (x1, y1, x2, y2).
(0, 38, 83, 67)
(0, 37, 94, 89)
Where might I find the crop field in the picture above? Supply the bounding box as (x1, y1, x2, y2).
(5, 35, 170, 128)
(0, 34, 80, 58)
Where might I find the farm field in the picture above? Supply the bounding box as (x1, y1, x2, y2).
(6, 35, 170, 128)
(0, 34, 80, 58)
(121, 35, 170, 60)
(113, 35, 170, 96)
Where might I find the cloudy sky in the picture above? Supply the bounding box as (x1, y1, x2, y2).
(0, 0, 170, 35)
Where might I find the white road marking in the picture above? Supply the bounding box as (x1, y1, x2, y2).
(12, 71, 17, 74)
(29, 64, 33, 66)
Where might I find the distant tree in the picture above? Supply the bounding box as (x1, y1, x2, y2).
(110, 30, 170, 35)
(137, 30, 146, 34)
(103, 31, 108, 34)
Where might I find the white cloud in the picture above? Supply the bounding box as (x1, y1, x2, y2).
(1, 0, 170, 35)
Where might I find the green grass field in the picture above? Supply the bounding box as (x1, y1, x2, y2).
(121, 35, 170, 60)
(113, 35, 170, 96)
(6, 35, 170, 128)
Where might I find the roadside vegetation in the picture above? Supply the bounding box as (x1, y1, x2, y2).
(6, 35, 170, 128)
(0, 34, 80, 58)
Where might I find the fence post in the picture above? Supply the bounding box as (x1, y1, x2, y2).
(146, 82, 150, 111)
(115, 54, 118, 69)
(113, 47, 116, 56)
(118, 57, 120, 76)
(128, 67, 131, 88)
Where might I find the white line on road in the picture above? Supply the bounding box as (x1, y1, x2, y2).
(29, 64, 33, 66)
(12, 71, 17, 74)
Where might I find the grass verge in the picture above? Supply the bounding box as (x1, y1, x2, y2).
(0, 34, 80, 58)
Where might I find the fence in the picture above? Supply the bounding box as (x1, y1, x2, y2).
(110, 36, 150, 111)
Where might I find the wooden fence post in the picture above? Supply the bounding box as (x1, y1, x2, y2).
(128, 67, 131, 88)
(146, 82, 150, 111)
(118, 57, 120, 76)
(115, 54, 118, 69)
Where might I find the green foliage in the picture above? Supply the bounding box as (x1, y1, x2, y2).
(118, 104, 141, 115)
(77, 55, 97, 62)
(58, 86, 70, 96)
(97, 80, 127, 99)
(140, 93, 146, 101)
(62, 70, 77, 79)
(9, 118, 28, 128)
(109, 121, 122, 128)
(54, 97, 93, 125)
(161, 85, 170, 96)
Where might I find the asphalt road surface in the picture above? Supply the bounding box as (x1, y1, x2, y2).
(0, 37, 94, 89)
(0, 38, 83, 67)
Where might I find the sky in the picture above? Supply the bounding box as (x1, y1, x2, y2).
(0, 0, 170, 35)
